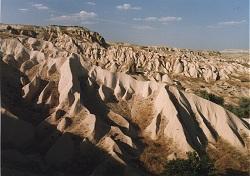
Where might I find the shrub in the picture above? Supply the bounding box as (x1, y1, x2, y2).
(196, 90, 224, 105)
(225, 98, 250, 118)
(139, 138, 174, 175)
(6, 25, 12, 30)
(207, 139, 249, 174)
(239, 98, 250, 108)
(162, 152, 216, 176)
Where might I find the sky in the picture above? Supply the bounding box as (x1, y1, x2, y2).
(1, 0, 249, 50)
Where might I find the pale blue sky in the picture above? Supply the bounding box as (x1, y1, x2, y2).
(1, 0, 249, 50)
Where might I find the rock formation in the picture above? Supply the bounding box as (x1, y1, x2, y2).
(1, 24, 249, 175)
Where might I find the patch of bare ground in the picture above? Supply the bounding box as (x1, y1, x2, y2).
(207, 139, 249, 174)
(230, 74, 250, 84)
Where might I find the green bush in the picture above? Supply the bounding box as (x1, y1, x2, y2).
(196, 90, 250, 118)
(239, 98, 250, 109)
(196, 91, 224, 105)
(225, 98, 250, 118)
(162, 152, 216, 176)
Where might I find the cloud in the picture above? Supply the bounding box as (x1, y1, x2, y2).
(49, 10, 97, 23)
(208, 20, 246, 28)
(81, 21, 97, 25)
(133, 18, 142, 21)
(218, 20, 246, 25)
(32, 4, 49, 10)
(158, 16, 182, 22)
(18, 8, 29, 12)
(97, 18, 128, 25)
(117, 3, 141, 11)
(207, 25, 220, 29)
(144, 17, 158, 22)
(87, 2, 96, 6)
(132, 25, 154, 30)
(133, 16, 182, 23)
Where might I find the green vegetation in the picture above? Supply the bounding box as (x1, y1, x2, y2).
(140, 137, 248, 176)
(139, 138, 217, 176)
(224, 98, 250, 119)
(196, 90, 250, 118)
(196, 90, 224, 105)
(162, 152, 216, 176)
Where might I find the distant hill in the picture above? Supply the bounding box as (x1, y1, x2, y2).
(221, 49, 250, 53)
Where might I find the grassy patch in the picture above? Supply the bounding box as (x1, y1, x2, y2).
(207, 139, 249, 174)
(139, 138, 174, 175)
(131, 96, 155, 130)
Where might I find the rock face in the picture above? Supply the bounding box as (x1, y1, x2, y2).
(1, 24, 249, 175)
(1, 108, 35, 149)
